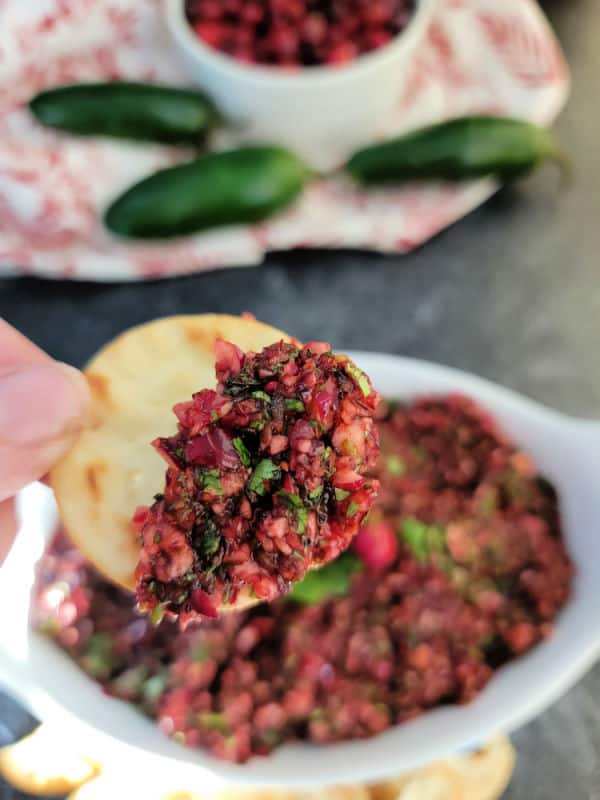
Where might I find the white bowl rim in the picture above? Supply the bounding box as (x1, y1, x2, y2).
(165, 0, 438, 88)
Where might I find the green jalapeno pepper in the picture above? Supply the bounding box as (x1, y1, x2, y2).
(105, 146, 311, 239)
(30, 82, 220, 145)
(346, 116, 567, 184)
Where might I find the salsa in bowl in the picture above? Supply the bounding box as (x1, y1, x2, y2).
(184, 0, 417, 69)
(33, 394, 572, 763)
(1, 354, 599, 786)
(166, 0, 438, 170)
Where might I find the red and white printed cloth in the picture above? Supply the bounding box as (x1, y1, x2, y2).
(0, 0, 569, 282)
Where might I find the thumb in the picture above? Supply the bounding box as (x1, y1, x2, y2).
(0, 361, 90, 501)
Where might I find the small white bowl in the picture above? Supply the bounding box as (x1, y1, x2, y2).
(165, 0, 438, 171)
(1, 354, 599, 788)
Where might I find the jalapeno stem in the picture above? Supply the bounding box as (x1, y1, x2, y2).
(543, 143, 573, 187)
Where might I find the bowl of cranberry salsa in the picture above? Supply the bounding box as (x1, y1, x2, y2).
(2, 353, 600, 788)
(184, 0, 417, 68)
(32, 394, 572, 764)
(165, 0, 438, 169)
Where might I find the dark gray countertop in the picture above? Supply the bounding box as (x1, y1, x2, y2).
(1, 0, 599, 797)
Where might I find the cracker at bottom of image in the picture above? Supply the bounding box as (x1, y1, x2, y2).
(0, 723, 515, 800)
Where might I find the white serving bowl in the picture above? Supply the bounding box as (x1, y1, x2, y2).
(165, 0, 438, 171)
(1, 353, 600, 788)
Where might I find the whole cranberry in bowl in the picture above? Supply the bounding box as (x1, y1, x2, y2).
(165, 0, 438, 170)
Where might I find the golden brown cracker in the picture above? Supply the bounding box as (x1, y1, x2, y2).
(0, 725, 100, 796)
(51, 314, 289, 591)
(446, 736, 515, 800)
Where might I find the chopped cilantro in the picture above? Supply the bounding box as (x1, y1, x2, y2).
(201, 528, 220, 558)
(426, 525, 446, 552)
(436, 554, 456, 576)
(199, 713, 229, 733)
(250, 419, 266, 431)
(504, 470, 530, 503)
(261, 729, 282, 746)
(335, 488, 350, 502)
(309, 486, 323, 502)
(153, 533, 161, 544)
(296, 506, 308, 534)
(290, 552, 363, 606)
(201, 469, 223, 494)
(150, 603, 168, 626)
(277, 490, 308, 533)
(191, 643, 210, 662)
(479, 489, 498, 517)
(224, 377, 262, 397)
(346, 501, 360, 518)
(285, 399, 305, 412)
(248, 459, 280, 495)
(81, 633, 115, 679)
(251, 390, 272, 403)
(311, 418, 327, 434)
(385, 455, 406, 477)
(233, 437, 251, 467)
(401, 518, 429, 561)
(400, 518, 446, 562)
(344, 362, 372, 397)
(142, 672, 167, 702)
(173, 447, 185, 460)
(276, 490, 303, 508)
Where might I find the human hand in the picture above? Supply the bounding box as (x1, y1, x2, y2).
(0, 319, 90, 562)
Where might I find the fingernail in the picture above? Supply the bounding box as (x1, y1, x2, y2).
(0, 362, 91, 447)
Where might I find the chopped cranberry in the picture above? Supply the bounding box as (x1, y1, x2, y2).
(132, 506, 150, 527)
(327, 42, 358, 65)
(215, 339, 244, 380)
(190, 588, 219, 619)
(180, 428, 240, 470)
(242, 3, 264, 24)
(193, 21, 228, 48)
(353, 521, 398, 572)
(303, 13, 328, 46)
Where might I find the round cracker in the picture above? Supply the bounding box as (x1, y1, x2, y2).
(0, 725, 100, 796)
(219, 788, 369, 800)
(51, 315, 289, 592)
(302, 788, 370, 800)
(219, 791, 291, 800)
(161, 793, 203, 800)
(395, 765, 463, 800)
(369, 779, 408, 800)
(445, 736, 515, 800)
(68, 775, 122, 800)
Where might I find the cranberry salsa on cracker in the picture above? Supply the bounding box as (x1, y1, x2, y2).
(135, 339, 381, 625)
